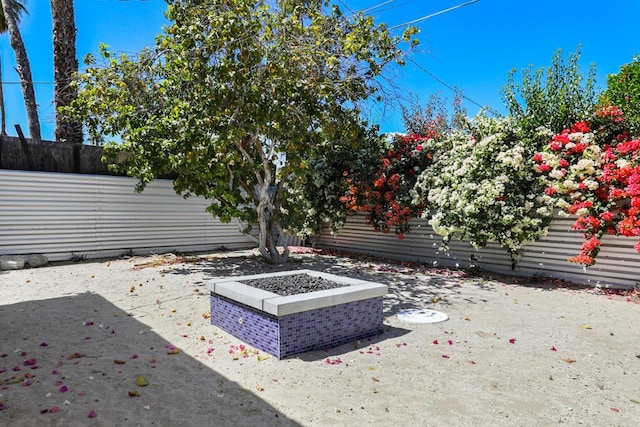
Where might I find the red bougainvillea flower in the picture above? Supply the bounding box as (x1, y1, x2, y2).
(509, 338, 516, 344)
(571, 121, 590, 133)
(600, 211, 614, 221)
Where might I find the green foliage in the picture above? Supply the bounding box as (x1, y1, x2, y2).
(346, 92, 466, 236)
(64, 0, 417, 263)
(412, 113, 554, 265)
(501, 47, 598, 134)
(600, 56, 640, 136)
(294, 124, 385, 237)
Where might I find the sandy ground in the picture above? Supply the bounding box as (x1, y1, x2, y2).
(1, 248, 639, 426)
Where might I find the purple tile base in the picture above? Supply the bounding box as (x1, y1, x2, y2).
(210, 295, 384, 359)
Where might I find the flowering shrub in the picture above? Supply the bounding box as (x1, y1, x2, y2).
(339, 94, 464, 237)
(293, 128, 385, 237)
(413, 113, 555, 264)
(340, 133, 434, 237)
(534, 106, 640, 265)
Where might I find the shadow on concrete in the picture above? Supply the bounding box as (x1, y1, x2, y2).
(0, 292, 298, 426)
(161, 249, 504, 361)
(168, 249, 501, 318)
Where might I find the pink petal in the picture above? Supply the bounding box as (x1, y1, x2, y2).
(88, 410, 98, 418)
(551, 346, 558, 351)
(432, 340, 439, 345)
(59, 385, 68, 393)
(442, 354, 450, 359)
(509, 338, 516, 344)
(23, 359, 37, 366)
(39, 342, 48, 347)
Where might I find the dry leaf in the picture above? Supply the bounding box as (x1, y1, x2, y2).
(256, 385, 264, 392)
(560, 358, 576, 364)
(114, 359, 126, 365)
(581, 325, 592, 330)
(136, 375, 149, 387)
(372, 377, 380, 382)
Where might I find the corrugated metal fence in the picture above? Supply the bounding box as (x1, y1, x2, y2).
(0, 169, 256, 261)
(3, 169, 640, 288)
(313, 214, 640, 289)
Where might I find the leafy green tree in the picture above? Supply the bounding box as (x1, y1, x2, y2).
(599, 56, 640, 136)
(65, 0, 417, 263)
(501, 47, 598, 135)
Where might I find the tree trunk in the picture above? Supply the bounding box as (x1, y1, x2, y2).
(256, 179, 288, 264)
(0, 56, 6, 136)
(0, 0, 40, 139)
(50, 0, 82, 143)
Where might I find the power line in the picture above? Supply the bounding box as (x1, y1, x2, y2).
(336, 0, 356, 14)
(0, 81, 54, 85)
(390, 0, 480, 30)
(359, 0, 395, 14)
(407, 58, 500, 115)
(376, 0, 421, 14)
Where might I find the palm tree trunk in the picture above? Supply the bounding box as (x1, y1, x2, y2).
(0, 0, 40, 139)
(50, 0, 82, 143)
(0, 56, 6, 136)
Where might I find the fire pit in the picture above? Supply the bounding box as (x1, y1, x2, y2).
(205, 270, 388, 359)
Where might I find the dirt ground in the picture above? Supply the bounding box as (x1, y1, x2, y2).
(1, 248, 639, 426)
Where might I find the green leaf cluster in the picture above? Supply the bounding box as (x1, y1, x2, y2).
(501, 47, 598, 135)
(63, 0, 417, 262)
(600, 56, 640, 136)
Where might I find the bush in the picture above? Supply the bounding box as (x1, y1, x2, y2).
(413, 113, 554, 265)
(599, 57, 640, 136)
(534, 106, 640, 266)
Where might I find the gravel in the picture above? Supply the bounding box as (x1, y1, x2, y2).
(240, 273, 348, 296)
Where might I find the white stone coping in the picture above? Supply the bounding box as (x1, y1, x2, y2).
(205, 269, 388, 316)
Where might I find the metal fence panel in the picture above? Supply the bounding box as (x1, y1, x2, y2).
(313, 214, 640, 289)
(0, 169, 256, 261)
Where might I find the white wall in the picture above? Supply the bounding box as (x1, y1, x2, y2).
(313, 214, 640, 289)
(0, 169, 256, 261)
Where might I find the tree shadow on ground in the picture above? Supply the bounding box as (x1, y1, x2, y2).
(160, 248, 505, 361)
(167, 248, 501, 317)
(0, 292, 298, 426)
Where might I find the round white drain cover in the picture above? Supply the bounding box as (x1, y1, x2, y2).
(397, 308, 448, 324)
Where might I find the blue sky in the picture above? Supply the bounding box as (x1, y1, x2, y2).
(2, 0, 639, 141)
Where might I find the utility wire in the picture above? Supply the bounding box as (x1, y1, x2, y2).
(359, 0, 395, 14)
(336, 0, 356, 14)
(376, 0, 421, 14)
(390, 0, 480, 30)
(408, 58, 500, 116)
